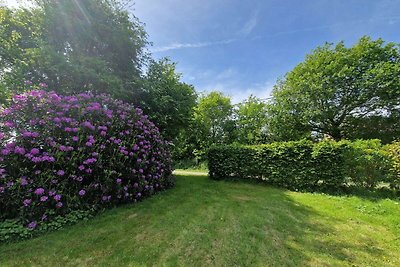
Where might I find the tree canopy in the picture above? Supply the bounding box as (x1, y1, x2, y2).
(235, 95, 269, 144)
(0, 0, 148, 102)
(142, 58, 197, 141)
(269, 36, 400, 142)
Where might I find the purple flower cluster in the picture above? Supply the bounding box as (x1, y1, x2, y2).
(0, 90, 174, 228)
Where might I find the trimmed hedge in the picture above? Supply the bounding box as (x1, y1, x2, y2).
(208, 139, 397, 192)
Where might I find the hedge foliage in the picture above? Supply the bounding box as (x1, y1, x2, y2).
(208, 139, 398, 192)
(384, 141, 400, 189)
(0, 90, 174, 233)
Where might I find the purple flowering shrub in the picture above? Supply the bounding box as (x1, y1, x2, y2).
(0, 90, 174, 229)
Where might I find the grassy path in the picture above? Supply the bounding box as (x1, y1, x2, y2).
(1, 173, 400, 266)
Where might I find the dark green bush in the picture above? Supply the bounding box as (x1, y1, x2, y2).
(384, 141, 400, 189)
(208, 139, 395, 192)
(343, 140, 393, 188)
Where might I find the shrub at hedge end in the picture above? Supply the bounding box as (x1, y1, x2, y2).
(384, 141, 400, 189)
(0, 90, 174, 231)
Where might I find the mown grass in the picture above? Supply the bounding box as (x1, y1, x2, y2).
(1, 173, 400, 266)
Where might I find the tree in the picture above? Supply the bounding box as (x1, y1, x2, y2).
(269, 36, 400, 141)
(235, 95, 269, 144)
(141, 58, 197, 141)
(193, 91, 235, 154)
(0, 6, 43, 103)
(1, 0, 148, 102)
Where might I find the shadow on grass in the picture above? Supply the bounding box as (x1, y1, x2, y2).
(223, 175, 400, 202)
(0, 174, 396, 266)
(200, 176, 395, 266)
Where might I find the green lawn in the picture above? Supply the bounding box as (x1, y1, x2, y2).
(1, 173, 400, 266)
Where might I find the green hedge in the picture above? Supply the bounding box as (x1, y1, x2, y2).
(208, 139, 397, 192)
(384, 141, 400, 189)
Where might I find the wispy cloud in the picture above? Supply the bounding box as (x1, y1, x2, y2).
(238, 11, 258, 36)
(151, 39, 236, 53)
(199, 78, 274, 104)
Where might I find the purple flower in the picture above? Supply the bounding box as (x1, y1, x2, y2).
(0, 187, 4, 193)
(40, 196, 48, 202)
(56, 202, 63, 208)
(83, 158, 97, 164)
(78, 189, 86, 196)
(1, 149, 10, 155)
(54, 194, 62, 201)
(78, 165, 85, 171)
(49, 190, 56, 196)
(27, 221, 37, 229)
(23, 199, 32, 206)
(57, 170, 65, 176)
(14, 146, 26, 155)
(30, 148, 40, 155)
(102, 195, 111, 201)
(85, 142, 93, 147)
(116, 178, 122, 184)
(20, 177, 28, 186)
(72, 136, 79, 142)
(34, 188, 45, 195)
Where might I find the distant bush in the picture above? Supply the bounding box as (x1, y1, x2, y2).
(208, 139, 397, 192)
(0, 90, 174, 232)
(343, 140, 393, 188)
(384, 141, 400, 189)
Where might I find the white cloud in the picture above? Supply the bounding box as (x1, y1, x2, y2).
(198, 79, 275, 104)
(238, 11, 258, 36)
(151, 39, 235, 53)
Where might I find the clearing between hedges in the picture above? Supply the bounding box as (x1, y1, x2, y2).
(1, 173, 400, 267)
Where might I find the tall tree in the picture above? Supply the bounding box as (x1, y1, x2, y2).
(235, 95, 269, 144)
(269, 36, 400, 141)
(193, 91, 235, 153)
(1, 0, 148, 102)
(141, 58, 197, 141)
(0, 6, 43, 103)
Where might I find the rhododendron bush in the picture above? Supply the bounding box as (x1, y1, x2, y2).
(0, 90, 174, 230)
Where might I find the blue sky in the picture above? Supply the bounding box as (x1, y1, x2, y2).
(133, 0, 400, 102)
(3, 0, 400, 103)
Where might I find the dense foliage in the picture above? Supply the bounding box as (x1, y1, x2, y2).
(208, 140, 398, 192)
(235, 95, 269, 145)
(384, 141, 400, 189)
(141, 58, 197, 141)
(268, 37, 400, 142)
(0, 0, 148, 103)
(0, 90, 174, 232)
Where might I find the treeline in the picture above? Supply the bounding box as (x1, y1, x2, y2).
(1, 1, 399, 162)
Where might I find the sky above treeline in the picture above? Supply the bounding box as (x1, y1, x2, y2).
(3, 0, 400, 103)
